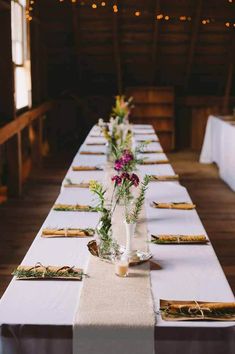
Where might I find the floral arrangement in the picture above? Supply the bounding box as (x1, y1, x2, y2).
(111, 95, 134, 124)
(101, 117, 133, 161)
(112, 172, 140, 202)
(112, 173, 150, 223)
(113, 143, 147, 173)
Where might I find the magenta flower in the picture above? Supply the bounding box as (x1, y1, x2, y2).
(121, 150, 134, 164)
(111, 175, 122, 185)
(114, 159, 123, 171)
(130, 173, 139, 187)
(120, 172, 130, 180)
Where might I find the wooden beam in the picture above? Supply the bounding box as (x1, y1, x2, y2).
(112, 0, 122, 94)
(184, 0, 203, 90)
(0, 101, 55, 145)
(7, 132, 22, 197)
(151, 0, 161, 85)
(223, 28, 235, 114)
(71, 3, 82, 88)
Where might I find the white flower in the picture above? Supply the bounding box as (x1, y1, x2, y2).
(98, 118, 104, 127)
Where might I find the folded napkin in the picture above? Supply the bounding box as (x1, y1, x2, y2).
(13, 263, 84, 280)
(139, 150, 163, 154)
(140, 160, 169, 165)
(150, 175, 179, 181)
(80, 151, 105, 155)
(64, 182, 90, 188)
(160, 299, 235, 321)
(42, 228, 95, 238)
(151, 234, 208, 244)
(72, 166, 103, 171)
(136, 139, 159, 143)
(152, 202, 196, 210)
(86, 142, 106, 146)
(134, 132, 156, 136)
(53, 203, 96, 212)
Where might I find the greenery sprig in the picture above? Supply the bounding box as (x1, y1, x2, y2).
(125, 175, 150, 224)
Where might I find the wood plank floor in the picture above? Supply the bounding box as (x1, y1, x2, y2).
(0, 150, 234, 298)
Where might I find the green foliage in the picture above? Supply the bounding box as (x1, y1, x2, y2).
(125, 175, 150, 224)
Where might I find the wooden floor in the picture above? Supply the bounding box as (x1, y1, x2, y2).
(0, 150, 234, 298)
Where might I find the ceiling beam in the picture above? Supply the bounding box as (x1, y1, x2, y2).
(184, 0, 203, 90)
(71, 3, 82, 88)
(150, 0, 161, 85)
(112, 0, 123, 94)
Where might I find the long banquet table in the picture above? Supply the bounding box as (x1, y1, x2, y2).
(0, 124, 234, 354)
(200, 115, 235, 191)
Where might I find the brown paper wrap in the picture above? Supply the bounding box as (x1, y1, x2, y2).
(72, 166, 103, 171)
(80, 151, 105, 155)
(140, 160, 169, 165)
(152, 202, 196, 210)
(151, 234, 208, 244)
(13, 264, 83, 280)
(160, 299, 235, 321)
(53, 203, 95, 212)
(42, 228, 94, 238)
(150, 175, 179, 181)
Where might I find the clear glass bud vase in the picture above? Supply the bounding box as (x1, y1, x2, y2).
(96, 210, 117, 261)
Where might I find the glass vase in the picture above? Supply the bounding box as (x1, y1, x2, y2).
(96, 211, 117, 261)
(106, 142, 115, 163)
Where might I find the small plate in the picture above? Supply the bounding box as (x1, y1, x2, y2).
(119, 246, 152, 266)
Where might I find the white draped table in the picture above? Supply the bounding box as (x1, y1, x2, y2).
(200, 115, 235, 191)
(0, 124, 234, 354)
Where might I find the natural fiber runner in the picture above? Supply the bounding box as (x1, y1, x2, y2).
(73, 165, 155, 354)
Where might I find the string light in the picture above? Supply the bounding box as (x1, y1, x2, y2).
(113, 4, 118, 13)
(24, 1, 235, 29)
(156, 14, 163, 20)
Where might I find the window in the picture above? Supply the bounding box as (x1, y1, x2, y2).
(11, 0, 31, 110)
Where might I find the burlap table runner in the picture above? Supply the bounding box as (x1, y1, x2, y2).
(73, 165, 155, 354)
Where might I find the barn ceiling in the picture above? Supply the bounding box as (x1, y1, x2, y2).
(34, 0, 235, 96)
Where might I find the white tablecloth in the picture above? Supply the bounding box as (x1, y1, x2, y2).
(0, 124, 234, 354)
(200, 115, 235, 191)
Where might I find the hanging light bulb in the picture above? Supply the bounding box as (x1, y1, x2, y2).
(156, 14, 163, 20)
(92, 3, 97, 8)
(135, 11, 141, 16)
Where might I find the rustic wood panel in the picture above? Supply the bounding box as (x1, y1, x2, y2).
(127, 86, 175, 151)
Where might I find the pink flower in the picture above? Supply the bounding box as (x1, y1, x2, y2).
(121, 150, 133, 164)
(114, 159, 123, 171)
(130, 173, 139, 187)
(111, 175, 122, 185)
(120, 172, 130, 180)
